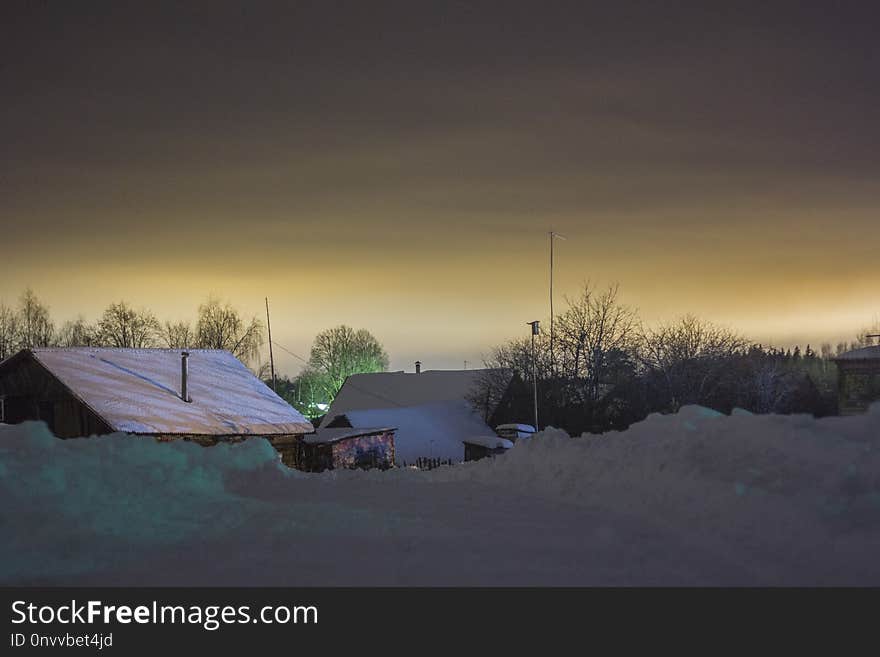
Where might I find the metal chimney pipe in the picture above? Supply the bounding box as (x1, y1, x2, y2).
(415, 360, 421, 374)
(181, 351, 191, 402)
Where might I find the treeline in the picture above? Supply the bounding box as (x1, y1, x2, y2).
(477, 284, 877, 436)
(0, 288, 265, 369)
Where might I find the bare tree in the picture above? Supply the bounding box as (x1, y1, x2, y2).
(57, 316, 99, 347)
(195, 296, 264, 364)
(162, 321, 193, 349)
(0, 302, 19, 360)
(15, 288, 55, 349)
(555, 283, 640, 401)
(640, 315, 748, 410)
(307, 325, 389, 398)
(97, 301, 160, 348)
(472, 283, 640, 430)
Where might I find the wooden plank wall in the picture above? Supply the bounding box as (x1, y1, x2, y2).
(0, 354, 112, 437)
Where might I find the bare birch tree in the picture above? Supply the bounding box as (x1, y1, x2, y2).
(15, 288, 55, 349)
(195, 296, 264, 365)
(97, 301, 160, 348)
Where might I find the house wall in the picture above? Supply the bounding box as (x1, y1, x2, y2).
(331, 432, 395, 470)
(291, 432, 395, 472)
(266, 434, 303, 468)
(0, 354, 112, 438)
(837, 361, 880, 415)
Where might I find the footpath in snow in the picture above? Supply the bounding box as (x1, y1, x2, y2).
(1, 405, 879, 585)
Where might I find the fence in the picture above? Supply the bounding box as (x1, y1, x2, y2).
(403, 457, 456, 471)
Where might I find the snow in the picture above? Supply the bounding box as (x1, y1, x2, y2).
(834, 345, 880, 361)
(320, 370, 494, 426)
(495, 423, 535, 440)
(27, 348, 312, 435)
(2, 404, 880, 585)
(343, 400, 493, 463)
(463, 435, 514, 449)
(495, 423, 536, 434)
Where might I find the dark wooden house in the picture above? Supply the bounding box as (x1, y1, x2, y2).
(0, 347, 313, 449)
(283, 426, 396, 472)
(833, 345, 880, 415)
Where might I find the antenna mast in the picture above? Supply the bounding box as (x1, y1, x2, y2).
(265, 297, 277, 392)
(549, 231, 566, 371)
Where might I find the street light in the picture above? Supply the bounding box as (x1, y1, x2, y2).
(527, 320, 540, 431)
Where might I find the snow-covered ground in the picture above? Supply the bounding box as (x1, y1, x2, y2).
(2, 405, 879, 586)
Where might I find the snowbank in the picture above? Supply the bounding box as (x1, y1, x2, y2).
(2, 405, 879, 585)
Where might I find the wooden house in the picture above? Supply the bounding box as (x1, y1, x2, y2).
(0, 348, 313, 451)
(833, 345, 880, 415)
(319, 368, 520, 465)
(284, 426, 396, 472)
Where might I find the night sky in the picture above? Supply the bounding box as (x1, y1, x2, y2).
(2, 1, 878, 373)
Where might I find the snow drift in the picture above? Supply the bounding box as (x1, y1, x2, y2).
(1, 405, 879, 585)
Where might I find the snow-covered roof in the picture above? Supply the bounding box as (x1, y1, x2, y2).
(495, 423, 535, 435)
(320, 369, 504, 429)
(21, 348, 313, 436)
(340, 401, 494, 464)
(835, 345, 880, 361)
(318, 369, 515, 463)
(303, 427, 395, 445)
(463, 435, 514, 450)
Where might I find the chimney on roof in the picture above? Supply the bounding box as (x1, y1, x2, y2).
(181, 351, 191, 402)
(415, 360, 421, 374)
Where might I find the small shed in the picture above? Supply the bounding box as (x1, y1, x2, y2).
(291, 427, 396, 472)
(462, 435, 514, 462)
(833, 345, 880, 415)
(0, 347, 313, 449)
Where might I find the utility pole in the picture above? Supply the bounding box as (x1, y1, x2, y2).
(528, 320, 540, 430)
(549, 231, 566, 372)
(265, 297, 276, 393)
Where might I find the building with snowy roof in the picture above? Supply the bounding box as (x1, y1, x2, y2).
(319, 368, 526, 464)
(833, 345, 880, 415)
(0, 348, 314, 444)
(296, 426, 396, 471)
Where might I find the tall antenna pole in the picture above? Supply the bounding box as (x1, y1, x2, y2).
(550, 231, 554, 370)
(549, 231, 566, 373)
(265, 297, 277, 393)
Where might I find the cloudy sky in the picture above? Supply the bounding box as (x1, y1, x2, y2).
(2, 1, 878, 373)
